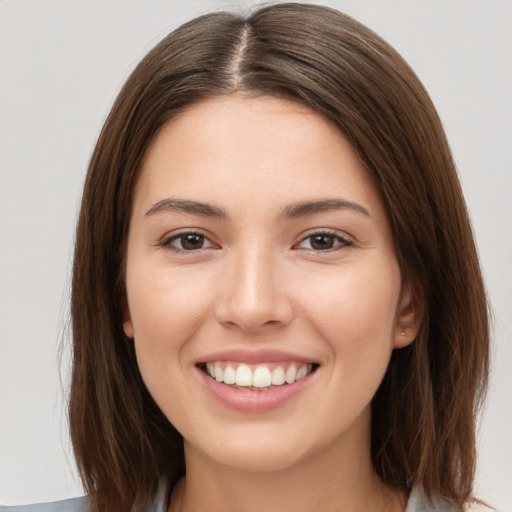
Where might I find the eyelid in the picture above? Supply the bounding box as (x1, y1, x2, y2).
(293, 229, 354, 251)
(158, 229, 220, 253)
(156, 228, 353, 254)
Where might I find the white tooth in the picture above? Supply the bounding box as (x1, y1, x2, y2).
(235, 364, 253, 386)
(285, 366, 297, 384)
(253, 366, 272, 388)
(206, 363, 215, 378)
(214, 363, 224, 382)
(307, 363, 313, 374)
(296, 364, 308, 380)
(271, 366, 285, 385)
(223, 365, 236, 385)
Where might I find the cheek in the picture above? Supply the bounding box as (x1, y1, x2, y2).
(298, 261, 399, 335)
(128, 264, 209, 342)
(128, 271, 209, 432)
(126, 265, 211, 395)
(296, 268, 400, 432)
(294, 261, 400, 383)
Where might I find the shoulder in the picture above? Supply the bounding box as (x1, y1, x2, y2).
(406, 488, 495, 512)
(0, 497, 90, 512)
(406, 487, 460, 512)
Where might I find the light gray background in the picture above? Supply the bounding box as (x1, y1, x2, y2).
(1, 0, 510, 509)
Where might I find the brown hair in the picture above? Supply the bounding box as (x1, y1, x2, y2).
(70, 3, 489, 511)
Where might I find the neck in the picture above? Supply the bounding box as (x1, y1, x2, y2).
(169, 412, 406, 512)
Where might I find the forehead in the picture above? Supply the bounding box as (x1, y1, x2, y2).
(134, 95, 384, 221)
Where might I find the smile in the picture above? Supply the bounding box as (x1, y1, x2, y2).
(196, 358, 319, 412)
(204, 362, 316, 390)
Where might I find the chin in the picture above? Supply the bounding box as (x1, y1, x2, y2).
(205, 445, 308, 473)
(184, 421, 342, 475)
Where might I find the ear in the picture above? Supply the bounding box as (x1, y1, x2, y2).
(394, 278, 424, 348)
(123, 319, 134, 338)
(122, 300, 134, 339)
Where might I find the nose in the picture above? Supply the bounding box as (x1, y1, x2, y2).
(214, 246, 294, 333)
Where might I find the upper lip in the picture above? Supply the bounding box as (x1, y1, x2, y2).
(197, 348, 318, 365)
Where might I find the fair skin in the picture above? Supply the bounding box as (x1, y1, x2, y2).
(123, 95, 421, 512)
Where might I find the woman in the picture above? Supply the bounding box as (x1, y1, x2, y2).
(3, 3, 489, 512)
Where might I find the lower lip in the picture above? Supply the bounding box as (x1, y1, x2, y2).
(197, 367, 315, 413)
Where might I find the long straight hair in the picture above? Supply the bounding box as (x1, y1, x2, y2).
(70, 4, 489, 510)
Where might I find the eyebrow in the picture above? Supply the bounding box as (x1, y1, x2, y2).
(145, 197, 369, 219)
(281, 198, 370, 218)
(145, 198, 228, 218)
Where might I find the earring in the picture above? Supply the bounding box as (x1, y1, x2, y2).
(401, 329, 406, 337)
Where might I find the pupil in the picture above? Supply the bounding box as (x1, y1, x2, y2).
(311, 234, 334, 250)
(181, 233, 204, 250)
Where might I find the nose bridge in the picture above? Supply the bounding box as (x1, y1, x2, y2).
(215, 241, 292, 331)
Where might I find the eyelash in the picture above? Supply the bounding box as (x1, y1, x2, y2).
(160, 231, 217, 254)
(159, 230, 353, 254)
(294, 230, 353, 252)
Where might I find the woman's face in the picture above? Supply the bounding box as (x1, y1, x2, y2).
(124, 96, 417, 472)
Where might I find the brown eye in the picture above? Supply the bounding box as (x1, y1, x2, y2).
(297, 232, 352, 252)
(309, 234, 336, 250)
(165, 232, 214, 251)
(180, 233, 205, 250)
